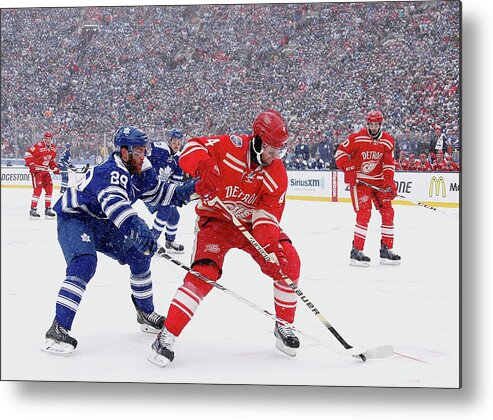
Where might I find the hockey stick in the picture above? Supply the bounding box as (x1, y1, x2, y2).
(356, 179, 458, 216)
(209, 197, 390, 362)
(69, 163, 90, 174)
(155, 247, 393, 360)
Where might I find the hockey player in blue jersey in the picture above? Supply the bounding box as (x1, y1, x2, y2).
(42, 126, 197, 355)
(147, 128, 187, 253)
(58, 143, 76, 193)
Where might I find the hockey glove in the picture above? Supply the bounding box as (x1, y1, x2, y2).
(171, 178, 198, 207)
(343, 165, 357, 186)
(195, 157, 221, 201)
(128, 216, 157, 256)
(383, 179, 397, 200)
(29, 163, 36, 175)
(262, 242, 288, 279)
(53, 167, 61, 175)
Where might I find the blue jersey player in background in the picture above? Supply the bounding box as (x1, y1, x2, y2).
(42, 126, 197, 355)
(147, 128, 188, 254)
(58, 143, 76, 193)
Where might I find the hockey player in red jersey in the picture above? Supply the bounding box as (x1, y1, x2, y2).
(335, 110, 401, 267)
(149, 110, 302, 366)
(24, 131, 60, 219)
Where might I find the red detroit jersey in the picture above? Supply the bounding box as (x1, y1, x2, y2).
(335, 127, 395, 182)
(24, 141, 58, 171)
(179, 134, 288, 232)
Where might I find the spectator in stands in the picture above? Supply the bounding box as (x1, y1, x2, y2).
(310, 151, 325, 170)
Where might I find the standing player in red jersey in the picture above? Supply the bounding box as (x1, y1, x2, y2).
(24, 131, 61, 219)
(148, 110, 302, 366)
(335, 110, 401, 267)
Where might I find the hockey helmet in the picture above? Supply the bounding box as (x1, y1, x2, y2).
(65, 142, 71, 149)
(114, 125, 148, 153)
(169, 128, 184, 140)
(253, 110, 289, 149)
(367, 110, 383, 124)
(366, 110, 383, 139)
(420, 153, 427, 159)
(44, 131, 53, 139)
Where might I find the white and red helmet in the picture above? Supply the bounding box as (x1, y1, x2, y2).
(367, 110, 384, 124)
(253, 109, 289, 149)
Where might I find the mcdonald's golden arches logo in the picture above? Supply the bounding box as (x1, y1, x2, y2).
(429, 176, 446, 198)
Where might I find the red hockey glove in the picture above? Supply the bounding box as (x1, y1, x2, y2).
(195, 157, 221, 201)
(343, 165, 357, 186)
(53, 167, 61, 175)
(29, 163, 36, 175)
(383, 179, 397, 200)
(262, 242, 288, 278)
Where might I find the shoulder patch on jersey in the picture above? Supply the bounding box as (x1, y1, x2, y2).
(230, 135, 243, 148)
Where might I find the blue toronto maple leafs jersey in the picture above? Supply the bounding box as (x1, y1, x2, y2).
(53, 153, 177, 232)
(148, 142, 184, 184)
(58, 148, 75, 170)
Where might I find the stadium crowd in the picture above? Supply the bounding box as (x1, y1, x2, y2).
(1, 2, 460, 172)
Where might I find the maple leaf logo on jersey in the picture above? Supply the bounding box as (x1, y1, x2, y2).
(81, 233, 91, 242)
(158, 166, 172, 182)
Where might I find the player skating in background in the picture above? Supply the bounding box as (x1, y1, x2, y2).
(147, 128, 187, 253)
(335, 110, 401, 267)
(24, 131, 61, 219)
(42, 126, 197, 356)
(148, 110, 302, 367)
(58, 142, 76, 193)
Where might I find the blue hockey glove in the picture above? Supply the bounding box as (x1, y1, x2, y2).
(128, 216, 157, 256)
(171, 178, 198, 207)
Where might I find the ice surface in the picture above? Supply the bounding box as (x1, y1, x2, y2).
(0, 188, 459, 387)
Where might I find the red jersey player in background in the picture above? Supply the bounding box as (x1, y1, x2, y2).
(416, 153, 432, 171)
(148, 110, 301, 366)
(445, 154, 459, 171)
(24, 131, 60, 219)
(335, 110, 401, 267)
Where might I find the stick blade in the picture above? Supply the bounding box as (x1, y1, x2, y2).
(355, 345, 394, 360)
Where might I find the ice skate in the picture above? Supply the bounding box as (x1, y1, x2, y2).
(45, 207, 56, 219)
(29, 208, 41, 220)
(41, 318, 78, 356)
(165, 240, 185, 254)
(274, 321, 300, 357)
(380, 243, 401, 265)
(131, 295, 166, 333)
(148, 326, 176, 367)
(350, 247, 370, 267)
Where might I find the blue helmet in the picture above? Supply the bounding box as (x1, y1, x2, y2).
(65, 142, 71, 149)
(114, 126, 148, 152)
(169, 128, 184, 140)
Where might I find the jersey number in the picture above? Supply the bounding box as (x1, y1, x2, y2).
(205, 138, 220, 147)
(110, 171, 128, 189)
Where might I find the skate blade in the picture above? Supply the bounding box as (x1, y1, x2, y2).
(30, 216, 41, 220)
(275, 339, 297, 357)
(139, 324, 161, 334)
(41, 338, 75, 356)
(380, 258, 401, 266)
(147, 349, 172, 367)
(350, 259, 370, 267)
(165, 248, 185, 254)
(45, 215, 56, 220)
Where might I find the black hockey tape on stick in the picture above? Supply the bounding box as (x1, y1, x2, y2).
(356, 179, 457, 216)
(209, 197, 376, 362)
(155, 247, 393, 360)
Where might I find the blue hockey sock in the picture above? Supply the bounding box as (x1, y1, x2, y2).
(56, 255, 96, 330)
(130, 269, 154, 313)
